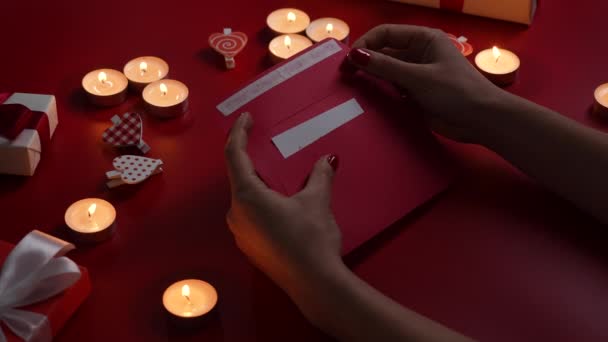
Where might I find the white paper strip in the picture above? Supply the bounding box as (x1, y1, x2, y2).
(217, 39, 343, 116)
(272, 98, 364, 159)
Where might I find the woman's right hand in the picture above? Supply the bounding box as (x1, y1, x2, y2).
(348, 24, 506, 143)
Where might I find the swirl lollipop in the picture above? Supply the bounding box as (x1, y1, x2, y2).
(209, 28, 248, 69)
(447, 34, 473, 57)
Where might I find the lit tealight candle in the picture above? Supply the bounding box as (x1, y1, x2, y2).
(82, 69, 128, 106)
(266, 8, 310, 35)
(474, 46, 520, 86)
(163, 279, 218, 318)
(593, 83, 608, 119)
(142, 79, 189, 118)
(269, 34, 313, 64)
(65, 198, 116, 243)
(306, 17, 350, 43)
(123, 56, 169, 91)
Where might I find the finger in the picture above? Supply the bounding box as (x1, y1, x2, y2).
(348, 47, 429, 87)
(297, 155, 337, 204)
(427, 118, 472, 143)
(379, 47, 427, 64)
(352, 24, 439, 51)
(225, 112, 266, 193)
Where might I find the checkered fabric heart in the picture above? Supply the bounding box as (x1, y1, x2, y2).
(102, 112, 150, 153)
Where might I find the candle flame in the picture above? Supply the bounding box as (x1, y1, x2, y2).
(181, 284, 191, 302)
(98, 71, 107, 84)
(181, 284, 190, 297)
(287, 11, 296, 23)
(492, 46, 501, 63)
(284, 35, 292, 49)
(160, 83, 168, 96)
(139, 61, 148, 73)
(326, 23, 334, 34)
(88, 203, 97, 218)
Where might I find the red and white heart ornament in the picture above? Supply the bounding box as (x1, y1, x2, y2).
(102, 112, 150, 154)
(106, 155, 163, 188)
(209, 28, 248, 69)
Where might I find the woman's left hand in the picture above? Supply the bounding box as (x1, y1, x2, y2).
(226, 113, 475, 342)
(225, 112, 342, 290)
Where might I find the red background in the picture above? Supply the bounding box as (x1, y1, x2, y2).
(1, 0, 608, 341)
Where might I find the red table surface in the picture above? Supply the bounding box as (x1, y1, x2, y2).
(1, 0, 608, 341)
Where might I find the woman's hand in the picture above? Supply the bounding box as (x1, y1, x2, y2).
(349, 24, 505, 143)
(349, 25, 608, 225)
(225, 112, 342, 290)
(224, 113, 475, 342)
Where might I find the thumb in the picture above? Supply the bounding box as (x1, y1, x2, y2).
(299, 155, 339, 201)
(348, 48, 426, 88)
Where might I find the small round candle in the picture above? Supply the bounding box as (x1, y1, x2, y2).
(123, 56, 169, 91)
(65, 198, 116, 242)
(269, 34, 313, 64)
(306, 17, 350, 43)
(82, 69, 128, 106)
(593, 83, 608, 119)
(142, 79, 189, 118)
(474, 47, 520, 86)
(163, 279, 218, 318)
(266, 8, 310, 35)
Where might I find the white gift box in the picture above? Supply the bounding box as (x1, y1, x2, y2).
(0, 93, 58, 176)
(391, 0, 537, 25)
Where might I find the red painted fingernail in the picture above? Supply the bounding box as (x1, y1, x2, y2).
(348, 48, 371, 67)
(240, 112, 253, 128)
(327, 154, 339, 171)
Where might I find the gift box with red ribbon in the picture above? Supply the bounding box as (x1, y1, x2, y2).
(0, 231, 91, 342)
(0, 92, 58, 176)
(391, 0, 537, 25)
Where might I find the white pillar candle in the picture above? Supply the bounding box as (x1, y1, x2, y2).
(306, 17, 350, 43)
(266, 8, 310, 35)
(593, 83, 608, 119)
(268, 34, 313, 64)
(474, 47, 520, 86)
(123, 56, 169, 91)
(163, 279, 218, 318)
(82, 69, 128, 106)
(142, 79, 189, 118)
(65, 198, 116, 243)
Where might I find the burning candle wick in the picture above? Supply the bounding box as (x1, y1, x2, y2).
(140, 61, 148, 75)
(492, 46, 502, 64)
(182, 284, 192, 304)
(87, 203, 97, 220)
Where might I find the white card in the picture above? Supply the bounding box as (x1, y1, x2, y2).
(217, 39, 343, 116)
(271, 98, 364, 159)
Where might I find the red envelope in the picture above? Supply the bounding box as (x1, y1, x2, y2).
(217, 39, 454, 254)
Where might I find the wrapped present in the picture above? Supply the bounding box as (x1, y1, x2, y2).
(0, 230, 91, 342)
(390, 0, 537, 25)
(0, 92, 58, 176)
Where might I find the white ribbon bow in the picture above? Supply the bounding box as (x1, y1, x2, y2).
(0, 230, 81, 342)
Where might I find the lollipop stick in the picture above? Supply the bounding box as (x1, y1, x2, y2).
(225, 57, 235, 69)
